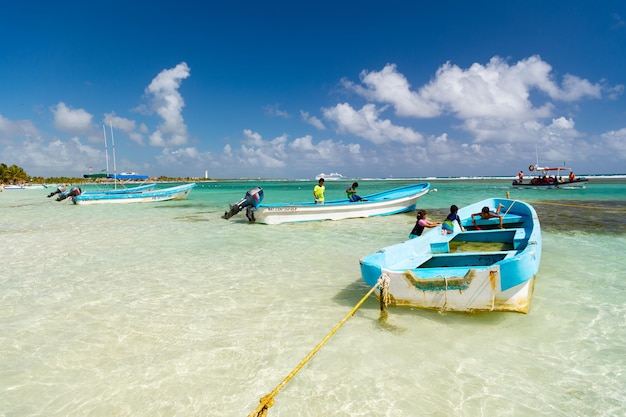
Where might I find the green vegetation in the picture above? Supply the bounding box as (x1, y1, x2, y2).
(1, 162, 212, 184)
(0, 163, 30, 184)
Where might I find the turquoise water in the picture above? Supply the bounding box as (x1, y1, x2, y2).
(1, 179, 625, 416)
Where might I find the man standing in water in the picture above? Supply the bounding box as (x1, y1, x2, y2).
(313, 178, 325, 204)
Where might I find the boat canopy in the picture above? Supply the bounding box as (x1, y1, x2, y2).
(107, 173, 150, 180)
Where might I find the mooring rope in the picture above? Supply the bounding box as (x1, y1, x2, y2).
(442, 276, 449, 313)
(379, 273, 391, 311)
(524, 200, 626, 210)
(246, 275, 386, 417)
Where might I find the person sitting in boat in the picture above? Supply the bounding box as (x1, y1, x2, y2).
(441, 204, 465, 235)
(345, 182, 364, 202)
(471, 204, 504, 229)
(517, 171, 524, 183)
(569, 171, 575, 181)
(409, 209, 441, 238)
(313, 178, 325, 204)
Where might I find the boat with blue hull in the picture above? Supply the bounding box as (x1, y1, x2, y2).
(71, 183, 196, 205)
(359, 198, 541, 313)
(222, 183, 431, 225)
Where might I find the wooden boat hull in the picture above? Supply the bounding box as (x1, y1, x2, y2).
(254, 183, 430, 224)
(360, 198, 541, 313)
(72, 183, 196, 205)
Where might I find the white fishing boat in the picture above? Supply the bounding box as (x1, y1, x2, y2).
(512, 148, 588, 189)
(222, 183, 431, 225)
(360, 198, 542, 314)
(315, 172, 344, 181)
(71, 183, 196, 205)
(512, 164, 588, 189)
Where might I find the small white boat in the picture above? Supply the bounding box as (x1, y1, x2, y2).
(23, 184, 49, 190)
(315, 172, 344, 181)
(71, 183, 196, 205)
(222, 183, 431, 225)
(360, 198, 542, 314)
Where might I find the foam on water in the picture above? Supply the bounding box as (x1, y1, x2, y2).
(1, 180, 625, 416)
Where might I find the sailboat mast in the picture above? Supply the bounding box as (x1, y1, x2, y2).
(110, 121, 117, 188)
(102, 124, 110, 175)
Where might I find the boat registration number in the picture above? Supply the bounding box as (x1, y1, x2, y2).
(265, 207, 298, 212)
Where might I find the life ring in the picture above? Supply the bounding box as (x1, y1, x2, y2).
(529, 164, 535, 171)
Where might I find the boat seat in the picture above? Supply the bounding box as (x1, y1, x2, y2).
(513, 228, 528, 249)
(462, 214, 523, 228)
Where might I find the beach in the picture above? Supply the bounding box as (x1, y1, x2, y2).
(1, 179, 625, 416)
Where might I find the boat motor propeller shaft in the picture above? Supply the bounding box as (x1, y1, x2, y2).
(222, 187, 264, 221)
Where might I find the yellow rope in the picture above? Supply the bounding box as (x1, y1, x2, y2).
(247, 276, 385, 417)
(379, 273, 390, 311)
(523, 200, 626, 210)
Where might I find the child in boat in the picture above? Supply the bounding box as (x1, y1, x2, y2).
(345, 182, 363, 202)
(471, 204, 505, 229)
(409, 209, 441, 238)
(441, 204, 465, 235)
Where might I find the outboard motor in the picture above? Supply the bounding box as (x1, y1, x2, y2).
(56, 186, 82, 201)
(47, 185, 67, 198)
(222, 187, 264, 221)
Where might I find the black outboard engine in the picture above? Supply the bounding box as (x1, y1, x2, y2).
(56, 186, 82, 201)
(222, 187, 264, 221)
(47, 185, 67, 198)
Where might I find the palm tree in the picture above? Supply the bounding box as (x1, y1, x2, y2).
(0, 164, 29, 184)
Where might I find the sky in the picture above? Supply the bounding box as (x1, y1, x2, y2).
(1, 0, 625, 179)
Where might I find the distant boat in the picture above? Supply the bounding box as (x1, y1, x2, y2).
(360, 198, 542, 314)
(315, 172, 344, 181)
(512, 164, 588, 189)
(222, 183, 431, 225)
(513, 148, 588, 189)
(71, 183, 196, 205)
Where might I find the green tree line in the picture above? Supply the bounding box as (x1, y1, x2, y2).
(1, 163, 210, 184)
(0, 163, 30, 184)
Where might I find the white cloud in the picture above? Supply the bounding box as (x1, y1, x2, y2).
(243, 129, 264, 147)
(300, 110, 326, 130)
(264, 104, 290, 118)
(146, 62, 190, 147)
(0, 114, 39, 143)
(350, 56, 602, 124)
(346, 64, 440, 118)
(322, 103, 424, 144)
(104, 113, 143, 146)
(52, 102, 93, 133)
(600, 127, 626, 158)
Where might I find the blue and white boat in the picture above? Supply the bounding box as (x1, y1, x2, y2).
(223, 183, 431, 225)
(360, 198, 542, 313)
(71, 183, 196, 205)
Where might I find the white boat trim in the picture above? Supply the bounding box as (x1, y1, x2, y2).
(254, 183, 430, 224)
(72, 183, 196, 205)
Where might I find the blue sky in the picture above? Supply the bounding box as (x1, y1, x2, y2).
(1, 1, 625, 179)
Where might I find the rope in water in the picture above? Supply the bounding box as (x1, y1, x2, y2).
(524, 200, 626, 210)
(247, 275, 387, 417)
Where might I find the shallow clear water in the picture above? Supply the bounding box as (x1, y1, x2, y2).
(1, 179, 625, 416)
